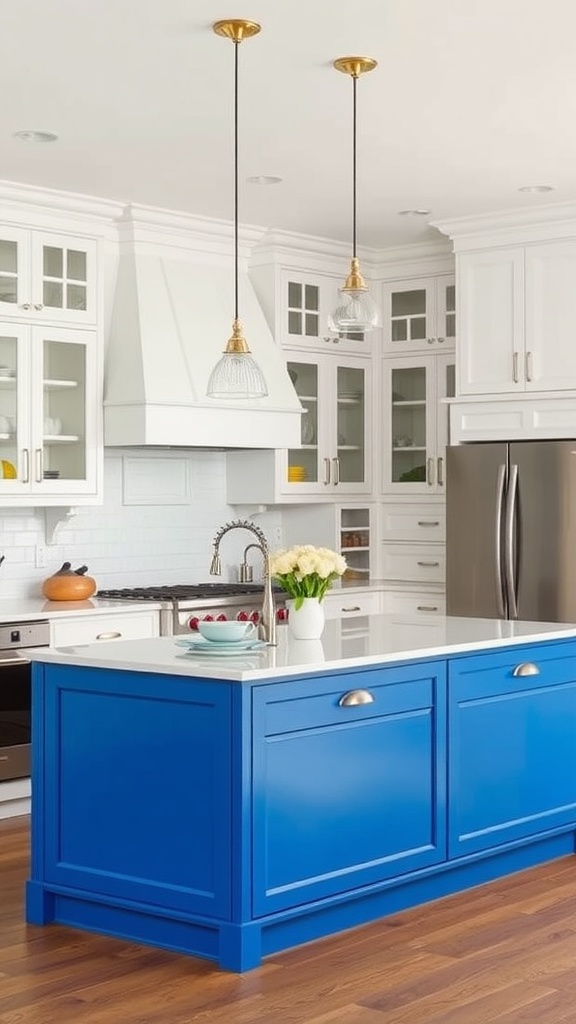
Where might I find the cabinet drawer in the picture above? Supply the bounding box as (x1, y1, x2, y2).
(381, 544, 445, 583)
(382, 590, 446, 615)
(381, 504, 445, 543)
(323, 591, 381, 620)
(258, 668, 434, 736)
(50, 611, 159, 647)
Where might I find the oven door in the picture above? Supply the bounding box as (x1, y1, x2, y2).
(0, 651, 32, 781)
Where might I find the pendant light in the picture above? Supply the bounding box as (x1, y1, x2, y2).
(207, 19, 268, 399)
(328, 56, 379, 335)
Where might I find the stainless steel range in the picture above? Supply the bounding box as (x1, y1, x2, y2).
(96, 584, 288, 636)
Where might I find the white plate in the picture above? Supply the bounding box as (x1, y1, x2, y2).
(175, 636, 265, 653)
(178, 643, 267, 658)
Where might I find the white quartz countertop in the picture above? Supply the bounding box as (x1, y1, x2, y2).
(0, 597, 162, 622)
(24, 614, 576, 683)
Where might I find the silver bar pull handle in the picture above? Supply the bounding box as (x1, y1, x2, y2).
(525, 351, 533, 382)
(512, 662, 540, 677)
(418, 520, 440, 527)
(513, 351, 519, 384)
(505, 463, 519, 619)
(22, 448, 30, 484)
(332, 457, 340, 486)
(323, 457, 331, 486)
(35, 447, 43, 484)
(495, 464, 506, 618)
(427, 457, 435, 486)
(341, 605, 362, 613)
(437, 456, 444, 487)
(417, 560, 440, 567)
(417, 605, 439, 612)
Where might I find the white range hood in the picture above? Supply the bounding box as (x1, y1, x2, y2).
(104, 207, 302, 449)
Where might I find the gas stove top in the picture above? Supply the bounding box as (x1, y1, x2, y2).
(97, 583, 277, 602)
(97, 583, 287, 636)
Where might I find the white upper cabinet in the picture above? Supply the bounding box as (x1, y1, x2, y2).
(381, 353, 455, 496)
(250, 258, 376, 354)
(0, 227, 97, 326)
(226, 351, 372, 504)
(458, 241, 576, 395)
(0, 324, 100, 502)
(381, 274, 455, 354)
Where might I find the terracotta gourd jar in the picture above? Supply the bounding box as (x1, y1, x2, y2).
(42, 562, 97, 601)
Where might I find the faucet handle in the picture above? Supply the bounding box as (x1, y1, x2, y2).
(210, 552, 222, 575)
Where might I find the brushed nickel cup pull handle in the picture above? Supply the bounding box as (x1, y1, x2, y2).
(96, 631, 122, 640)
(339, 689, 375, 707)
(512, 662, 540, 677)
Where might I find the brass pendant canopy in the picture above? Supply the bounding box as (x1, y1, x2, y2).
(207, 18, 268, 399)
(328, 54, 380, 334)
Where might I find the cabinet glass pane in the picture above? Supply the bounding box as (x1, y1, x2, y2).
(287, 361, 318, 483)
(341, 507, 370, 579)
(337, 366, 365, 484)
(445, 283, 456, 338)
(287, 280, 319, 338)
(391, 289, 427, 343)
(42, 339, 86, 481)
(391, 366, 427, 483)
(0, 240, 17, 304)
(0, 335, 18, 476)
(43, 246, 88, 312)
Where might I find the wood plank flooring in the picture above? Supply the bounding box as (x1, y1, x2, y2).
(3, 816, 576, 1023)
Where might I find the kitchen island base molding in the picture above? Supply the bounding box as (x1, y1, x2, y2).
(26, 831, 575, 973)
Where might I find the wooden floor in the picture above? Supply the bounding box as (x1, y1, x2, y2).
(3, 818, 576, 1024)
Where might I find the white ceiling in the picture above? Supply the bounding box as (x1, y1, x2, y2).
(2, 0, 576, 248)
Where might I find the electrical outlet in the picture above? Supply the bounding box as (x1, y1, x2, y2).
(272, 526, 283, 546)
(35, 545, 47, 569)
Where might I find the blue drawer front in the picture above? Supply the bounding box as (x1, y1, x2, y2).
(41, 667, 233, 919)
(253, 665, 447, 915)
(449, 642, 576, 857)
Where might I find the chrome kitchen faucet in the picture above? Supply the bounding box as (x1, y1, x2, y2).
(209, 519, 277, 645)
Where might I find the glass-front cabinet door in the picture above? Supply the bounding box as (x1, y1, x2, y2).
(282, 271, 370, 353)
(381, 275, 455, 354)
(0, 227, 96, 325)
(0, 324, 98, 496)
(382, 354, 455, 496)
(285, 354, 371, 495)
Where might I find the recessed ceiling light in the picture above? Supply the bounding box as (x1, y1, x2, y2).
(398, 208, 431, 217)
(13, 130, 58, 143)
(518, 184, 555, 194)
(246, 175, 283, 185)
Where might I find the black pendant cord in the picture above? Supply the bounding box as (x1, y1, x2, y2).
(234, 39, 240, 323)
(352, 73, 357, 260)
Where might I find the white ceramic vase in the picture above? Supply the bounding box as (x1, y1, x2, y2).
(287, 597, 325, 640)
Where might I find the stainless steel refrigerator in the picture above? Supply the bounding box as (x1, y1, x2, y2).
(446, 440, 576, 621)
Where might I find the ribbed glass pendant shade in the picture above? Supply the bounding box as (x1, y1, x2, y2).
(328, 287, 380, 333)
(207, 350, 268, 399)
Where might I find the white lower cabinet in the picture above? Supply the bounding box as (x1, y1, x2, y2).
(50, 609, 159, 648)
(381, 544, 445, 583)
(323, 590, 381, 621)
(381, 590, 446, 615)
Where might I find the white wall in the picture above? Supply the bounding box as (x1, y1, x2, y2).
(0, 449, 283, 598)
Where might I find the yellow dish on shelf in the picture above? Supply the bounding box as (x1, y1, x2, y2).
(1, 459, 17, 479)
(287, 465, 307, 482)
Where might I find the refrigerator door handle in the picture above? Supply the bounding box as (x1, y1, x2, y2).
(505, 463, 519, 619)
(495, 464, 507, 617)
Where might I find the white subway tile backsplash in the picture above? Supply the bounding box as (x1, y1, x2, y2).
(0, 449, 280, 598)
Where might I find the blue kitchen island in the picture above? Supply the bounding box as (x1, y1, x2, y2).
(24, 614, 576, 971)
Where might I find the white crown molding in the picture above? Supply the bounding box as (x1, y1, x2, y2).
(0, 178, 123, 228)
(432, 201, 576, 250)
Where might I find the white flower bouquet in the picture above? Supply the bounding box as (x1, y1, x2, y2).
(269, 545, 347, 609)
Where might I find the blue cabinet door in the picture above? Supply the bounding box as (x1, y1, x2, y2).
(449, 640, 576, 858)
(252, 663, 447, 916)
(39, 665, 233, 919)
